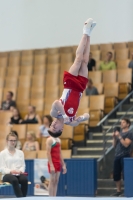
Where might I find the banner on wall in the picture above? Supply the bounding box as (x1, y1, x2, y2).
(34, 159, 50, 195)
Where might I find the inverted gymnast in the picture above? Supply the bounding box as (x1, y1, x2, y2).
(48, 18, 96, 138)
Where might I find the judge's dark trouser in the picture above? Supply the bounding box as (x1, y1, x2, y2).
(3, 174, 28, 197)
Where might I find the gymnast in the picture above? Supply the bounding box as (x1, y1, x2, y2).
(48, 18, 96, 138)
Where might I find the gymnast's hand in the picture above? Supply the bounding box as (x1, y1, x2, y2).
(50, 165, 55, 174)
(75, 116, 84, 122)
(57, 111, 70, 124)
(62, 165, 67, 174)
(64, 117, 71, 124)
(57, 111, 62, 115)
(75, 113, 89, 122)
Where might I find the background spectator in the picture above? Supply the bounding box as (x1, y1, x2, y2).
(1, 91, 16, 110)
(128, 51, 133, 69)
(99, 51, 116, 70)
(87, 52, 96, 71)
(128, 51, 133, 89)
(10, 106, 16, 112)
(22, 131, 40, 151)
(111, 118, 133, 197)
(22, 105, 42, 124)
(7, 108, 22, 124)
(86, 78, 98, 95)
(12, 130, 22, 150)
(0, 132, 28, 197)
(38, 115, 53, 138)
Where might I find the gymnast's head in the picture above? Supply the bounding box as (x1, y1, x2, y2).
(48, 119, 64, 138)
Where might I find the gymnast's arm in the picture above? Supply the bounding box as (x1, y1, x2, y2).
(69, 113, 90, 127)
(50, 100, 66, 118)
(50, 100, 70, 123)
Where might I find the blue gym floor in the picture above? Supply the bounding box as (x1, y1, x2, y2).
(1, 197, 133, 199)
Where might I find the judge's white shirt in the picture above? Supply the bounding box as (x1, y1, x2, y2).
(0, 148, 25, 175)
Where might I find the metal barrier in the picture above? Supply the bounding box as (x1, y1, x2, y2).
(97, 90, 133, 161)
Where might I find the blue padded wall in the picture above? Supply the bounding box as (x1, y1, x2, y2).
(124, 158, 133, 197)
(66, 159, 97, 197)
(25, 160, 34, 196)
(0, 159, 97, 197)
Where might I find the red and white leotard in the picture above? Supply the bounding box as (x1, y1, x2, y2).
(58, 71, 88, 122)
(48, 137, 61, 173)
(60, 89, 82, 122)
